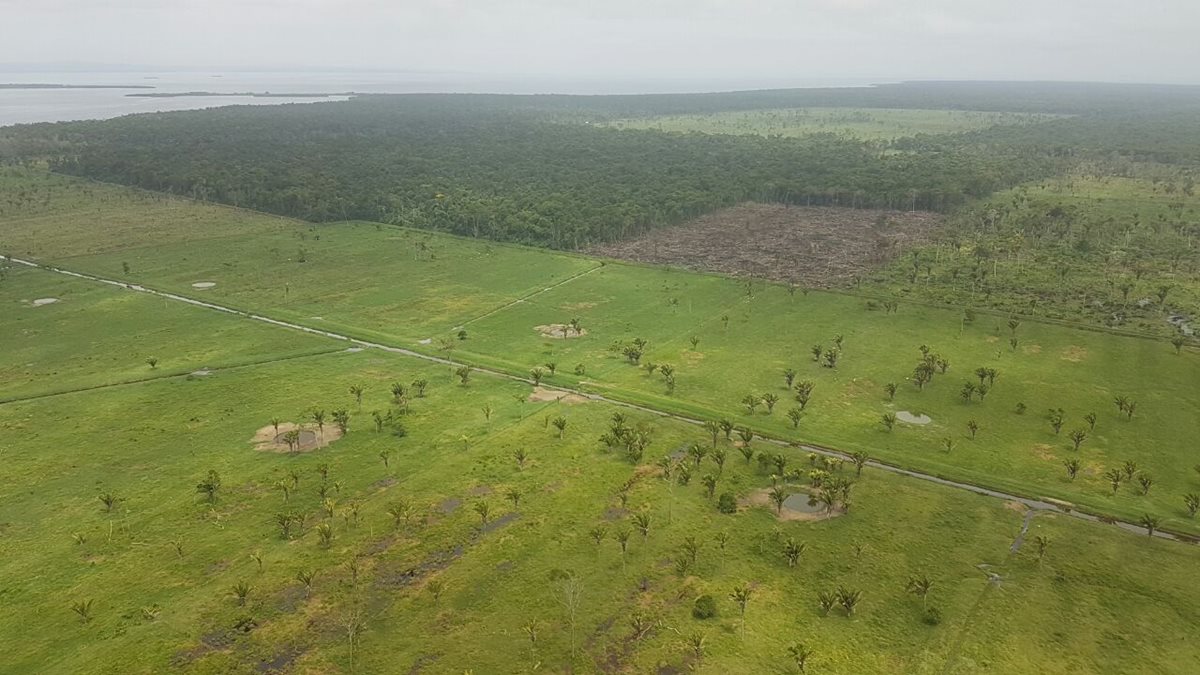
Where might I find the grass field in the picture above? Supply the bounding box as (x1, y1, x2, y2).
(3, 168, 1200, 672)
(606, 108, 1060, 141)
(10, 172, 1195, 536)
(2, 318, 1198, 673)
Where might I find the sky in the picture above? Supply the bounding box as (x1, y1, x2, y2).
(2, 0, 1199, 86)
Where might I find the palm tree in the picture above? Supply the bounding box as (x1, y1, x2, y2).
(687, 442, 708, 467)
(481, 404, 494, 421)
(685, 632, 707, 662)
(310, 409, 327, 441)
(782, 537, 807, 568)
(473, 500, 491, 526)
(762, 392, 779, 413)
(1183, 493, 1199, 518)
(332, 409, 349, 435)
(906, 575, 933, 608)
(72, 599, 94, 623)
(739, 443, 755, 463)
(316, 522, 333, 547)
(632, 511, 652, 540)
(427, 579, 445, 606)
(836, 587, 862, 616)
(817, 590, 837, 616)
(386, 499, 412, 527)
(1137, 473, 1154, 495)
(703, 420, 721, 447)
(295, 569, 316, 596)
(589, 525, 608, 546)
(787, 407, 803, 428)
(513, 448, 528, 469)
(270, 417, 282, 435)
(769, 485, 788, 514)
(1034, 535, 1050, 562)
(146, 357, 158, 369)
(884, 382, 897, 401)
(701, 473, 719, 499)
(529, 367, 545, 385)
(1063, 458, 1081, 481)
(742, 394, 760, 414)
(737, 427, 754, 449)
(1139, 514, 1160, 537)
(98, 492, 119, 513)
(1123, 460, 1139, 480)
(881, 412, 896, 431)
(455, 365, 471, 385)
(783, 368, 797, 388)
(1068, 429, 1087, 450)
(196, 470, 221, 503)
(412, 379, 429, 397)
(231, 581, 251, 606)
(506, 488, 522, 508)
(552, 416, 568, 438)
(966, 419, 979, 439)
(719, 419, 735, 440)
(730, 583, 752, 633)
(680, 536, 701, 565)
(1105, 468, 1124, 494)
(615, 527, 631, 567)
(348, 384, 364, 409)
(1084, 412, 1097, 430)
(788, 642, 814, 672)
(810, 344, 823, 362)
(711, 447, 727, 474)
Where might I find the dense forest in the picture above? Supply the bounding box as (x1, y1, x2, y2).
(3, 82, 1199, 248)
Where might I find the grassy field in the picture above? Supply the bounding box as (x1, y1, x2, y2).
(2, 323, 1198, 673)
(0, 265, 337, 401)
(606, 107, 1060, 141)
(3, 169, 1200, 673)
(16, 180, 1196, 535)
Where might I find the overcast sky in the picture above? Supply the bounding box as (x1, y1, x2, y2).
(3, 0, 1199, 85)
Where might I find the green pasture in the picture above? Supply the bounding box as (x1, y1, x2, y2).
(2, 342, 1197, 673)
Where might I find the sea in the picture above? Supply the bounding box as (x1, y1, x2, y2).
(0, 70, 885, 127)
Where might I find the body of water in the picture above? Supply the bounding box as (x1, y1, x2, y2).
(0, 70, 886, 127)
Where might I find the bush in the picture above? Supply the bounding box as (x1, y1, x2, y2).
(692, 594, 717, 619)
(923, 606, 941, 626)
(717, 492, 737, 514)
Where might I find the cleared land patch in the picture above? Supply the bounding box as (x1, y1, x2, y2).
(607, 107, 1062, 141)
(586, 202, 941, 286)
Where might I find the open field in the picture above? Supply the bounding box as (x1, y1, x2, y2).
(586, 203, 940, 286)
(8, 171, 1195, 537)
(2, 312, 1199, 673)
(0, 265, 337, 401)
(606, 107, 1062, 141)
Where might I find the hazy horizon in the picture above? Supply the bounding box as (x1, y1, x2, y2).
(2, 1, 1198, 86)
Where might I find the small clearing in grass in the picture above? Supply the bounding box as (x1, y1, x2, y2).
(30, 298, 59, 306)
(251, 422, 343, 453)
(896, 411, 932, 425)
(191, 281, 216, 289)
(527, 386, 590, 404)
(534, 323, 587, 339)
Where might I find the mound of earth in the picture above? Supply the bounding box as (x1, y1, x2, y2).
(527, 386, 590, 404)
(535, 324, 587, 339)
(585, 202, 940, 287)
(740, 487, 844, 522)
(251, 422, 343, 453)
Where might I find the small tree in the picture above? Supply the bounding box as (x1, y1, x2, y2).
(787, 407, 803, 428)
(231, 581, 251, 606)
(769, 485, 789, 514)
(881, 412, 896, 431)
(146, 357, 158, 369)
(742, 394, 760, 414)
(1063, 458, 1081, 481)
(455, 365, 471, 385)
(1139, 513, 1160, 537)
(514, 448, 528, 469)
(966, 420, 979, 440)
(906, 575, 933, 609)
(730, 583, 752, 633)
(1034, 535, 1050, 562)
(782, 537, 807, 568)
(633, 511, 652, 540)
(196, 470, 221, 503)
(851, 451, 869, 476)
(1105, 468, 1124, 494)
(788, 642, 814, 672)
(552, 416, 568, 438)
(72, 599, 94, 623)
(1084, 412, 1097, 430)
(1068, 429, 1087, 450)
(783, 368, 797, 388)
(529, 367, 545, 385)
(348, 384, 364, 409)
(473, 500, 491, 526)
(884, 382, 897, 401)
(836, 586, 862, 616)
(762, 392, 779, 414)
(506, 488, 522, 508)
(1183, 493, 1199, 518)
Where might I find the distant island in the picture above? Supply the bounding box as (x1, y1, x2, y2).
(1, 83, 154, 89)
(126, 91, 354, 98)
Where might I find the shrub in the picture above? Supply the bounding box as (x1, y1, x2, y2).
(923, 606, 942, 626)
(692, 594, 717, 619)
(717, 492, 738, 514)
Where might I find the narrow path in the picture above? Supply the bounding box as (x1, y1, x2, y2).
(4, 253, 1194, 546)
(457, 262, 604, 328)
(1010, 509, 1037, 553)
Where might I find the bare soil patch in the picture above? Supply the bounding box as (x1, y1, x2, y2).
(1060, 346, 1088, 362)
(30, 297, 59, 306)
(250, 422, 343, 453)
(534, 323, 588, 339)
(586, 203, 941, 286)
(527, 386, 590, 404)
(191, 281, 216, 289)
(896, 411, 932, 425)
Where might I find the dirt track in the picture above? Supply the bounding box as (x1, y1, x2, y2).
(586, 203, 941, 287)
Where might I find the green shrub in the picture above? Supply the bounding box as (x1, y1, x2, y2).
(717, 492, 738, 514)
(692, 594, 717, 619)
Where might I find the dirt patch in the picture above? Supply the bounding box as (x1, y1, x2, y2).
(527, 386, 590, 404)
(1022, 344, 1043, 355)
(534, 323, 588, 339)
(251, 422, 343, 453)
(30, 297, 59, 306)
(740, 487, 843, 522)
(191, 281, 216, 289)
(1003, 501, 1028, 513)
(560, 301, 596, 311)
(1032, 443, 1056, 461)
(585, 203, 941, 286)
(1060, 346, 1088, 362)
(896, 411, 932, 425)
